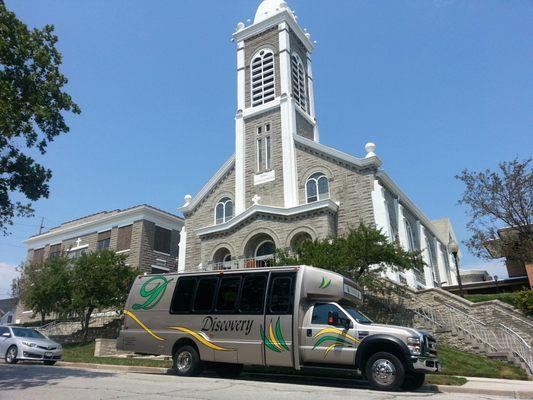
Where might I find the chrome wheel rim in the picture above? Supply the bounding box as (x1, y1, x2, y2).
(176, 351, 192, 372)
(6, 347, 16, 363)
(371, 358, 396, 386)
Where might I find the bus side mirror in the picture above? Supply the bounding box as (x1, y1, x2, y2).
(1, 332, 10, 338)
(327, 311, 339, 326)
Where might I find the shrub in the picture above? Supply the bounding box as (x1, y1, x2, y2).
(515, 289, 533, 316)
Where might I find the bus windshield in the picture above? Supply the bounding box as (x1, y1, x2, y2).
(340, 302, 372, 324)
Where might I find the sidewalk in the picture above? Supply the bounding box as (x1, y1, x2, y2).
(57, 361, 533, 399)
(432, 376, 533, 399)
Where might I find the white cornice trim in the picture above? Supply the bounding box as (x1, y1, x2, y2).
(25, 205, 184, 247)
(233, 10, 314, 52)
(196, 199, 338, 238)
(376, 171, 448, 245)
(294, 135, 382, 169)
(179, 155, 236, 214)
(242, 98, 281, 119)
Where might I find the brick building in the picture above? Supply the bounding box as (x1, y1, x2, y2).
(17, 204, 183, 324)
(178, 0, 459, 290)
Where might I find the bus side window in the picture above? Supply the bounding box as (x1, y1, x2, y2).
(193, 277, 218, 312)
(268, 276, 294, 314)
(216, 276, 241, 313)
(170, 277, 197, 314)
(239, 274, 267, 314)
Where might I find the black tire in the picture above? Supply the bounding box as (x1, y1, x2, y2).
(365, 351, 405, 391)
(173, 345, 202, 377)
(402, 372, 425, 391)
(215, 363, 243, 379)
(44, 361, 57, 366)
(5, 345, 18, 364)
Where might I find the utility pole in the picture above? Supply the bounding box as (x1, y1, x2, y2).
(38, 217, 45, 235)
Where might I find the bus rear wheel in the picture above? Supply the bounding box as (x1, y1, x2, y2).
(215, 363, 243, 378)
(173, 345, 202, 377)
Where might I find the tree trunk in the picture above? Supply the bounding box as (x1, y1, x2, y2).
(82, 307, 94, 343)
(40, 312, 45, 326)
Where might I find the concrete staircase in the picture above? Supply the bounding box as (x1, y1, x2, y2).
(37, 313, 123, 344)
(404, 288, 533, 376)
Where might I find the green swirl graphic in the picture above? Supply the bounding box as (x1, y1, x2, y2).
(132, 276, 174, 310)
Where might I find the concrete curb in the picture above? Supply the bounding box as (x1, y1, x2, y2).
(434, 384, 533, 399)
(57, 361, 172, 375)
(57, 362, 533, 399)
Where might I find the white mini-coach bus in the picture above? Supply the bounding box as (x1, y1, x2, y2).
(117, 265, 439, 391)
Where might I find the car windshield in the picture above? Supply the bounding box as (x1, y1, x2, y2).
(341, 304, 373, 324)
(11, 328, 46, 339)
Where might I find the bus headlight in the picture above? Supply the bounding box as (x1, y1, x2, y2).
(407, 337, 421, 355)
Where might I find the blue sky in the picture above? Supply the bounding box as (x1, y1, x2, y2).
(1, 0, 532, 298)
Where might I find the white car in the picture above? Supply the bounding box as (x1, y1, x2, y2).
(0, 326, 62, 365)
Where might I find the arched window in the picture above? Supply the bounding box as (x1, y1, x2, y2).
(291, 53, 307, 110)
(251, 48, 275, 107)
(215, 197, 233, 224)
(306, 172, 329, 203)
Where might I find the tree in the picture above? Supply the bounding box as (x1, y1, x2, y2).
(0, 3, 80, 234)
(68, 250, 137, 341)
(456, 158, 532, 262)
(17, 256, 71, 325)
(276, 223, 425, 288)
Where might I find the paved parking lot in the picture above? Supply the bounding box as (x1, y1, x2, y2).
(0, 364, 513, 400)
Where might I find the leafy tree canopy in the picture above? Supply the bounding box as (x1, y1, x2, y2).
(18, 256, 71, 324)
(456, 158, 532, 262)
(0, 3, 80, 234)
(69, 250, 137, 340)
(276, 223, 425, 288)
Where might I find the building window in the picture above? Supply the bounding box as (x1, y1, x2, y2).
(154, 226, 171, 254)
(32, 248, 44, 265)
(97, 230, 111, 250)
(48, 244, 62, 259)
(291, 53, 307, 110)
(306, 172, 329, 203)
(251, 48, 275, 107)
(405, 219, 416, 251)
(68, 247, 87, 259)
(117, 225, 132, 251)
(256, 124, 271, 172)
(215, 197, 234, 224)
(426, 233, 440, 284)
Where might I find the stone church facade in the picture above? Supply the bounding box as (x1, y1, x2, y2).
(178, 0, 459, 290)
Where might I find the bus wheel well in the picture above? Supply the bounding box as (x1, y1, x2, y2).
(356, 340, 407, 376)
(172, 338, 199, 357)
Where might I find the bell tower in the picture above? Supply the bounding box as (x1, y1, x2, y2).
(233, 0, 317, 215)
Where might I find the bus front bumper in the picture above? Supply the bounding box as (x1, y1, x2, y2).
(410, 356, 441, 373)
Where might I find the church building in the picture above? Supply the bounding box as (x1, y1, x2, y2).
(178, 0, 459, 290)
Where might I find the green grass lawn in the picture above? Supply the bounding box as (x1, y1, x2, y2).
(62, 342, 527, 383)
(465, 293, 519, 308)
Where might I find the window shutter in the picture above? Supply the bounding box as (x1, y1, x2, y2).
(33, 248, 44, 265)
(98, 230, 111, 241)
(117, 225, 132, 251)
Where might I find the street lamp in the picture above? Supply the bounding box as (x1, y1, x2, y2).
(449, 240, 464, 298)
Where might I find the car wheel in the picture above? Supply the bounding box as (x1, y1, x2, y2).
(402, 372, 425, 391)
(215, 363, 243, 378)
(365, 351, 405, 391)
(5, 345, 18, 364)
(44, 361, 57, 366)
(173, 345, 202, 377)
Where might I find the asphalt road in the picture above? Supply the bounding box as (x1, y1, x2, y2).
(0, 364, 510, 400)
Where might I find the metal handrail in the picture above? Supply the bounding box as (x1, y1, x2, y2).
(411, 302, 532, 375)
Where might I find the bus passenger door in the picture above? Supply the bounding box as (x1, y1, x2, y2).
(263, 273, 295, 368)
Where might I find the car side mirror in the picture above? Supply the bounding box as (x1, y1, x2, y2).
(327, 311, 339, 326)
(1, 332, 11, 338)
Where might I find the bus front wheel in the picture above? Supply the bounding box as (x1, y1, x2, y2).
(365, 351, 405, 391)
(173, 345, 202, 377)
